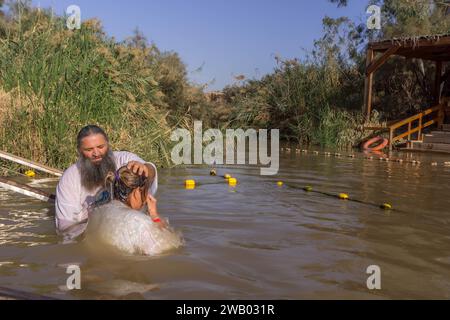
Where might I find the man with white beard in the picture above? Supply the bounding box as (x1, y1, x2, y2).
(55, 125, 158, 242)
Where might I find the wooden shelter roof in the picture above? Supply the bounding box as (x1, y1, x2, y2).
(364, 34, 450, 122)
(368, 34, 450, 61)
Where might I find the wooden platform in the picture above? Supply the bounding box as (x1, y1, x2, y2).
(0, 150, 63, 177)
(404, 124, 450, 153)
(0, 150, 60, 202)
(406, 142, 450, 154)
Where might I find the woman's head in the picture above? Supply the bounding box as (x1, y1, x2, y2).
(105, 165, 153, 209)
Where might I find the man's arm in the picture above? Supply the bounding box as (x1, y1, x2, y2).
(114, 151, 158, 196)
(55, 169, 87, 241)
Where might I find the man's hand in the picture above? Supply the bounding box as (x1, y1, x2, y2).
(127, 161, 151, 177)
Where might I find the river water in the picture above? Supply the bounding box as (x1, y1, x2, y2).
(1, 149, 450, 299)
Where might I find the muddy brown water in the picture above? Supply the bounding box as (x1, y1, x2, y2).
(1, 149, 450, 299)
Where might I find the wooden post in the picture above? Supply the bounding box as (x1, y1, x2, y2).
(407, 122, 411, 141)
(366, 45, 399, 76)
(435, 61, 443, 105)
(364, 48, 374, 122)
(389, 128, 393, 151)
(418, 114, 422, 141)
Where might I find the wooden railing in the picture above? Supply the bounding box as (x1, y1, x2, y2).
(388, 103, 445, 150)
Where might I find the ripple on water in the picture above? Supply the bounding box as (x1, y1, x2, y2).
(1, 152, 450, 298)
(0, 206, 55, 246)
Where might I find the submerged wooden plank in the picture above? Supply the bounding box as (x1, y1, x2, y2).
(0, 286, 58, 300)
(423, 134, 450, 144)
(404, 141, 450, 154)
(0, 150, 63, 177)
(0, 176, 55, 203)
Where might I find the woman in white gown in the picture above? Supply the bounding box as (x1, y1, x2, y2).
(85, 165, 183, 256)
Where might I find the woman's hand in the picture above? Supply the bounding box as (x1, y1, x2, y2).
(146, 194, 158, 216)
(146, 194, 167, 228)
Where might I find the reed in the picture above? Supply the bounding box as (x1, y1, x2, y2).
(0, 6, 201, 170)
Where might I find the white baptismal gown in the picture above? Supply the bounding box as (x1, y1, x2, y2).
(85, 200, 183, 256)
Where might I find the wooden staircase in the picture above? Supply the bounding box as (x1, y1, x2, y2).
(408, 124, 450, 153)
(364, 103, 448, 152)
(386, 102, 445, 151)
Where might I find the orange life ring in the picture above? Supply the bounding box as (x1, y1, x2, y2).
(362, 136, 389, 151)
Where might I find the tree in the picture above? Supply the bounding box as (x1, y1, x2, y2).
(329, 0, 348, 7)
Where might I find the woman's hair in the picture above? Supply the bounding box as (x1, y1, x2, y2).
(77, 125, 109, 150)
(105, 165, 152, 204)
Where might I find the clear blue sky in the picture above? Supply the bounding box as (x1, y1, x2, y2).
(31, 0, 369, 91)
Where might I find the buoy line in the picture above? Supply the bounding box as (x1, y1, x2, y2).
(185, 168, 397, 212)
(280, 147, 446, 167)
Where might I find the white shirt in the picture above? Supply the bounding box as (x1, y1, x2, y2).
(55, 151, 158, 241)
